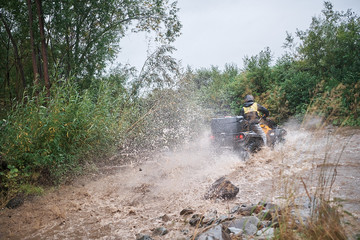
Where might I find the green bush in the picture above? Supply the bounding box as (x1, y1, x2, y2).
(0, 79, 128, 196)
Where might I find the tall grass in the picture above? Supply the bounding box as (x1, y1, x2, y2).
(0, 74, 208, 205)
(0, 79, 130, 202)
(274, 109, 351, 239)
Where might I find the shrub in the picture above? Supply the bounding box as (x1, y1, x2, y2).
(0, 79, 129, 199)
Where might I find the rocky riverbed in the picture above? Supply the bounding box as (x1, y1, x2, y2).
(0, 126, 359, 239)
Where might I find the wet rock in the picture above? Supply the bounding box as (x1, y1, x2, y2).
(180, 208, 195, 216)
(152, 227, 168, 236)
(136, 234, 153, 240)
(195, 224, 231, 240)
(6, 194, 25, 209)
(204, 177, 239, 200)
(226, 216, 260, 235)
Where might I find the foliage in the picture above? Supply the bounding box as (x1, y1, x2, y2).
(243, 47, 273, 95)
(295, 2, 360, 120)
(1, 0, 359, 210)
(186, 2, 360, 125)
(0, 78, 131, 195)
(0, 0, 182, 105)
(191, 64, 240, 115)
(131, 44, 182, 96)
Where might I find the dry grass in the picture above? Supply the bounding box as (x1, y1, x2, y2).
(274, 107, 353, 239)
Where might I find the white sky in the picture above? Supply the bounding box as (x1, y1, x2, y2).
(114, 0, 360, 71)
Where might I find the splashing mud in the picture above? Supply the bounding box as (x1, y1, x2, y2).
(0, 125, 359, 239)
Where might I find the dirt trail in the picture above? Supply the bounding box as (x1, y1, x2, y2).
(0, 127, 359, 239)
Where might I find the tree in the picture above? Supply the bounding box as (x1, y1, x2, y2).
(0, 11, 26, 98)
(296, 2, 360, 83)
(26, 0, 39, 86)
(243, 47, 273, 95)
(35, 0, 50, 97)
(0, 0, 182, 111)
(295, 2, 360, 120)
(46, 0, 181, 87)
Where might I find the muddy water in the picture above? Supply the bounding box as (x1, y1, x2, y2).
(0, 126, 359, 239)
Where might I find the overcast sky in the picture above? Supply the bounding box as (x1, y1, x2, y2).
(114, 0, 360, 71)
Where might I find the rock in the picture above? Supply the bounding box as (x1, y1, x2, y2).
(259, 202, 281, 217)
(256, 227, 275, 239)
(160, 214, 171, 222)
(180, 208, 195, 216)
(204, 177, 239, 200)
(215, 215, 235, 225)
(189, 214, 203, 227)
(226, 216, 260, 235)
(202, 210, 217, 226)
(228, 227, 243, 235)
(258, 220, 272, 229)
(264, 202, 281, 212)
(257, 210, 273, 221)
(195, 224, 231, 240)
(128, 210, 136, 215)
(230, 205, 240, 214)
(136, 234, 153, 240)
(6, 194, 24, 209)
(152, 227, 168, 236)
(238, 204, 258, 216)
(202, 217, 215, 226)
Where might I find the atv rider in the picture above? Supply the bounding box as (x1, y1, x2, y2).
(240, 95, 269, 147)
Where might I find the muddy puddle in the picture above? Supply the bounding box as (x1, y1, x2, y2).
(0, 126, 359, 239)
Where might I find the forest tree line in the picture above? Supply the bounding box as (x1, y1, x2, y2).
(192, 2, 359, 125)
(0, 1, 359, 200)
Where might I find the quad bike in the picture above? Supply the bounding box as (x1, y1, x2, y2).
(210, 116, 286, 156)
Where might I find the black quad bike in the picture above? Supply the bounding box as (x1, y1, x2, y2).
(210, 116, 286, 156)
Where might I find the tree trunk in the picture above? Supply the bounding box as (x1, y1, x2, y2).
(65, 27, 72, 78)
(27, 0, 40, 87)
(6, 39, 12, 106)
(0, 13, 26, 97)
(35, 0, 50, 98)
